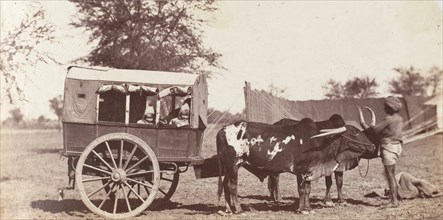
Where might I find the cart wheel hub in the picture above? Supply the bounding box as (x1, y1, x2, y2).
(111, 169, 126, 183)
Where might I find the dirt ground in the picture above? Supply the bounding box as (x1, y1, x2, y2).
(1, 129, 442, 219)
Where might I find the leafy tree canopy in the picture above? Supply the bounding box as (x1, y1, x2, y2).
(70, 0, 222, 76)
(323, 76, 379, 99)
(388, 66, 442, 97)
(0, 2, 58, 103)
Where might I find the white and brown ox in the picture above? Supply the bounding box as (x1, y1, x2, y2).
(266, 109, 380, 207)
(216, 117, 376, 214)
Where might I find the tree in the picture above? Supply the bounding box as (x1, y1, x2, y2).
(388, 67, 427, 97)
(9, 108, 24, 125)
(0, 2, 58, 103)
(322, 79, 344, 99)
(267, 83, 287, 98)
(69, 0, 221, 76)
(388, 66, 442, 97)
(425, 66, 442, 97)
(49, 95, 63, 127)
(38, 115, 47, 124)
(322, 76, 378, 99)
(343, 76, 378, 98)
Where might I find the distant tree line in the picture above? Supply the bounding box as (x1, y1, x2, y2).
(2, 108, 60, 129)
(322, 66, 442, 99)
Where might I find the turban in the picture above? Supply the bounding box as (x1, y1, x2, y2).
(385, 96, 402, 112)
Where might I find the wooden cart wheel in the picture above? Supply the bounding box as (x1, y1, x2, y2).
(75, 133, 160, 219)
(150, 170, 180, 209)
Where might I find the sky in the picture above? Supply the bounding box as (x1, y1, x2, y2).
(1, 1, 442, 120)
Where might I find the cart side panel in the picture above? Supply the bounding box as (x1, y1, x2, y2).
(156, 128, 203, 159)
(63, 122, 204, 161)
(157, 129, 191, 158)
(63, 122, 96, 154)
(126, 127, 158, 154)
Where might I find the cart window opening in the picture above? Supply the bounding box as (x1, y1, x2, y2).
(97, 90, 125, 123)
(160, 96, 191, 127)
(130, 94, 157, 124)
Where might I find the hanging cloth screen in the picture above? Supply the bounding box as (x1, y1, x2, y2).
(158, 86, 191, 98)
(127, 84, 158, 95)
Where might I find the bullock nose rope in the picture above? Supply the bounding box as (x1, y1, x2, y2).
(358, 158, 370, 177)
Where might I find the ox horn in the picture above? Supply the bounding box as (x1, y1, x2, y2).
(357, 105, 370, 130)
(364, 106, 376, 126)
(310, 127, 347, 139)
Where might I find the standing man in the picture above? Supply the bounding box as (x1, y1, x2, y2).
(371, 96, 404, 208)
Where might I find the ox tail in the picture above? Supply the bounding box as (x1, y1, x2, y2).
(216, 130, 224, 202)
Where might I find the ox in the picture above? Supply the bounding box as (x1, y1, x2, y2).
(216, 118, 376, 214)
(265, 110, 379, 206)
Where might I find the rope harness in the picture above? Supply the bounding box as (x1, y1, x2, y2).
(330, 131, 373, 177)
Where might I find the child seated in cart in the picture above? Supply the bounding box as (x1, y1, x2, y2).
(137, 104, 155, 125)
(169, 102, 190, 127)
(160, 98, 191, 127)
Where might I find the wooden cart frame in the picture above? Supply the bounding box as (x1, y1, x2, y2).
(60, 66, 217, 218)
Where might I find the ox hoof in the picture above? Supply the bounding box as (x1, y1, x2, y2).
(337, 201, 348, 206)
(324, 201, 335, 207)
(297, 209, 312, 215)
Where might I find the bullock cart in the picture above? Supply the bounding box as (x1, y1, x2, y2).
(60, 66, 218, 219)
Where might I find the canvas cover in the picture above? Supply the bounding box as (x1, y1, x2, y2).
(63, 66, 208, 128)
(244, 82, 431, 132)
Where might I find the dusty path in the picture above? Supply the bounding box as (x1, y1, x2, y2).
(1, 130, 442, 219)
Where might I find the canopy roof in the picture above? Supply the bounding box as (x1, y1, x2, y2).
(67, 66, 200, 86)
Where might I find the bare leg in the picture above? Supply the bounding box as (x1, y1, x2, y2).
(382, 165, 399, 208)
(268, 174, 280, 202)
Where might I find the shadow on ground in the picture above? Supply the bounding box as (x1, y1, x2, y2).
(30, 199, 90, 217)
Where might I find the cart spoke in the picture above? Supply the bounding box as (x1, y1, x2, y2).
(88, 180, 111, 198)
(126, 177, 154, 189)
(121, 185, 132, 212)
(158, 187, 167, 196)
(123, 145, 138, 170)
(113, 185, 119, 214)
(126, 170, 155, 177)
(123, 181, 145, 202)
(143, 185, 150, 196)
(126, 183, 135, 199)
(126, 156, 149, 173)
(119, 140, 123, 169)
(98, 183, 115, 209)
(105, 141, 118, 169)
(92, 150, 114, 171)
(161, 177, 174, 182)
(82, 176, 111, 183)
(84, 164, 112, 175)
